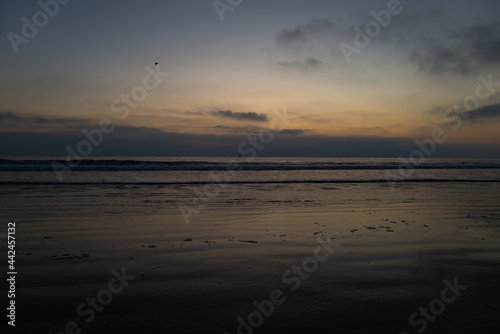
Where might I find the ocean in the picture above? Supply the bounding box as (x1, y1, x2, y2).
(2, 156, 500, 184)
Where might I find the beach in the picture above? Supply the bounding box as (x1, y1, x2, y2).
(3, 0, 500, 331)
(1, 160, 499, 333)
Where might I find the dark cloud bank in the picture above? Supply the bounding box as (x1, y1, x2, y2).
(1, 126, 498, 158)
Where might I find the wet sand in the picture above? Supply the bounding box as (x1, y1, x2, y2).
(2, 182, 500, 333)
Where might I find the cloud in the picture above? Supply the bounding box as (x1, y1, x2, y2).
(212, 125, 263, 134)
(2, 126, 499, 158)
(278, 129, 310, 135)
(275, 18, 351, 60)
(214, 110, 268, 122)
(0, 111, 24, 122)
(162, 108, 207, 116)
(213, 125, 310, 136)
(213, 125, 234, 130)
(409, 23, 500, 75)
(467, 103, 500, 120)
(278, 57, 323, 71)
(276, 18, 337, 48)
(0, 111, 90, 130)
(436, 102, 500, 126)
(275, 13, 500, 75)
(33, 116, 89, 125)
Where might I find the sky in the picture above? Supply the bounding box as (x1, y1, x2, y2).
(1, 0, 500, 157)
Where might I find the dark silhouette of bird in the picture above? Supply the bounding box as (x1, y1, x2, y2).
(155, 62, 159, 66)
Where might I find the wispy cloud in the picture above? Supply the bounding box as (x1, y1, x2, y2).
(213, 125, 311, 136)
(0, 111, 90, 130)
(0, 111, 24, 122)
(409, 22, 500, 75)
(278, 57, 324, 71)
(276, 13, 500, 76)
(278, 129, 310, 135)
(212, 125, 263, 134)
(276, 18, 338, 49)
